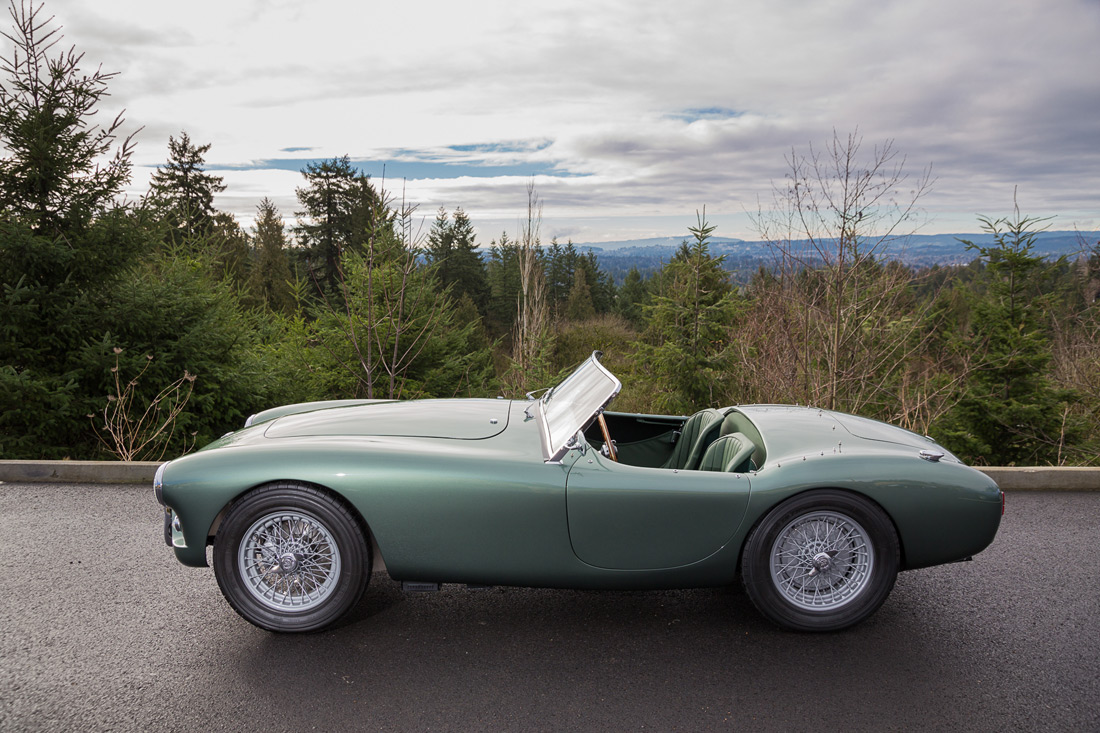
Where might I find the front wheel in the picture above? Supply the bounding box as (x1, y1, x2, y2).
(213, 483, 370, 632)
(741, 490, 899, 632)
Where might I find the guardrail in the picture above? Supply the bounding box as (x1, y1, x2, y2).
(0, 460, 1098, 489)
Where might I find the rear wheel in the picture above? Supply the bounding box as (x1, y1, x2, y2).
(741, 490, 899, 631)
(213, 483, 370, 632)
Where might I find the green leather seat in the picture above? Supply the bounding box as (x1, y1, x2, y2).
(661, 409, 725, 471)
(699, 432, 756, 473)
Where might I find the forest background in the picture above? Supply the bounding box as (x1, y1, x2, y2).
(2, 2, 1098, 466)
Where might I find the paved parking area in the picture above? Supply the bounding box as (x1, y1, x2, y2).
(1, 484, 1097, 732)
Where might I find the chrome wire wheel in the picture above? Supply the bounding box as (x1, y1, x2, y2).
(742, 490, 899, 631)
(769, 510, 874, 611)
(215, 484, 370, 632)
(238, 510, 342, 612)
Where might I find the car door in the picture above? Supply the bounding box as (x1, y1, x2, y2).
(565, 452, 751, 570)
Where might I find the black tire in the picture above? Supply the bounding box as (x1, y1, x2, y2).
(741, 490, 899, 632)
(213, 483, 370, 633)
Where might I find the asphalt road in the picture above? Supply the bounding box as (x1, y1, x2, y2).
(0, 484, 1097, 733)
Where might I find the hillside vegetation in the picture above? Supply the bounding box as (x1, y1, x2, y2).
(2, 2, 1097, 465)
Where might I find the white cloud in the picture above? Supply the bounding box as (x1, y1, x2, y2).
(27, 0, 1100, 241)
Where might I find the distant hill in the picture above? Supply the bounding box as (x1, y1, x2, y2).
(571, 231, 1099, 283)
(577, 235, 747, 252)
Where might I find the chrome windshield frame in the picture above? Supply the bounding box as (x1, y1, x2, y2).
(536, 351, 622, 463)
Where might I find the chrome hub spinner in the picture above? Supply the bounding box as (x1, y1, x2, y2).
(278, 552, 299, 573)
(812, 551, 833, 572)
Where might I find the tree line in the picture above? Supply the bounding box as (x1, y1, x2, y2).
(2, 1, 1097, 465)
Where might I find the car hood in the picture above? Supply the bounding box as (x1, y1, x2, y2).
(262, 398, 512, 441)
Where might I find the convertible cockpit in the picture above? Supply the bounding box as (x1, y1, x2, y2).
(584, 406, 767, 473)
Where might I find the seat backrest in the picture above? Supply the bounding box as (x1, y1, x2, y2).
(699, 432, 755, 473)
(661, 409, 724, 470)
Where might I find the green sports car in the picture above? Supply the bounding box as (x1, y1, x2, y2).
(154, 351, 1003, 633)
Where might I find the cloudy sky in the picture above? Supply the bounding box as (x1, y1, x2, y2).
(31, 0, 1100, 243)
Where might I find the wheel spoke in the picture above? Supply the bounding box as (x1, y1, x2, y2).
(769, 510, 875, 611)
(238, 509, 342, 612)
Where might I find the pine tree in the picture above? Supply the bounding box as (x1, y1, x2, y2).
(545, 238, 574, 318)
(634, 211, 742, 413)
(942, 209, 1081, 464)
(147, 131, 226, 244)
(0, 0, 144, 456)
(616, 266, 650, 327)
(565, 266, 595, 321)
(447, 208, 489, 313)
(425, 207, 488, 314)
(426, 207, 454, 282)
(578, 249, 615, 313)
(295, 156, 389, 297)
(486, 232, 523, 334)
(0, 0, 136, 234)
(210, 211, 251, 289)
(249, 197, 294, 313)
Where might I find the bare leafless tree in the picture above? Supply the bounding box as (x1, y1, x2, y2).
(1049, 230, 1100, 460)
(88, 349, 196, 461)
(746, 130, 963, 430)
(504, 181, 553, 394)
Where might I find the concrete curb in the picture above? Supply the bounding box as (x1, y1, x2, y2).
(0, 460, 162, 485)
(1, 460, 1098, 489)
(976, 467, 1100, 491)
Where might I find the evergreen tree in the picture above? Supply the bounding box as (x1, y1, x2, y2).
(425, 207, 488, 314)
(0, 1, 145, 457)
(100, 249, 300, 450)
(426, 207, 454, 280)
(542, 239, 614, 319)
(578, 249, 615, 313)
(249, 197, 295, 313)
(615, 266, 650, 327)
(565, 266, 595, 321)
(147, 131, 226, 244)
(0, 0, 135, 235)
(545, 238, 575, 318)
(295, 156, 358, 295)
(634, 211, 742, 413)
(295, 235, 494, 400)
(295, 156, 389, 297)
(486, 232, 523, 334)
(209, 210, 251, 290)
(348, 172, 392, 251)
(942, 210, 1081, 464)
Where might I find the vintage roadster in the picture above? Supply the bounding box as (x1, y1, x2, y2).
(154, 352, 1002, 633)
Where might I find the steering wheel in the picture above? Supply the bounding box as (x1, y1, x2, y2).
(597, 413, 618, 462)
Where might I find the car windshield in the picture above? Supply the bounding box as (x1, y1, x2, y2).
(537, 352, 621, 463)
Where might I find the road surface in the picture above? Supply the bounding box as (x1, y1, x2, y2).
(0, 484, 1096, 731)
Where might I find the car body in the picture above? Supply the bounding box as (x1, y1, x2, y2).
(155, 351, 1003, 632)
